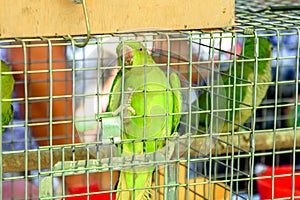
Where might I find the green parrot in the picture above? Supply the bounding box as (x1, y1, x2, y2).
(198, 37, 273, 132)
(108, 40, 182, 199)
(1, 60, 14, 132)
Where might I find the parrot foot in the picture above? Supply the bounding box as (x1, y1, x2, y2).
(112, 87, 136, 123)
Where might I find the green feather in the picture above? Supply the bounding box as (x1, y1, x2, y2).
(1, 61, 14, 133)
(198, 37, 273, 132)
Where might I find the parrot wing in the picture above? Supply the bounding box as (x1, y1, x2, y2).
(169, 72, 182, 132)
(198, 37, 273, 132)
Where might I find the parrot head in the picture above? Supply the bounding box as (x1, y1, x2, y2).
(116, 40, 149, 66)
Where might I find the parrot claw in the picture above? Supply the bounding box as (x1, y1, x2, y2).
(112, 86, 136, 123)
(123, 87, 136, 123)
(126, 107, 136, 116)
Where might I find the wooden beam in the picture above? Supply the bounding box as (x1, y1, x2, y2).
(0, 0, 234, 38)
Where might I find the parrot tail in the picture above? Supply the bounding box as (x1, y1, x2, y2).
(116, 170, 153, 200)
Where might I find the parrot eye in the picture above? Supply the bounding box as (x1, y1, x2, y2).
(139, 47, 143, 52)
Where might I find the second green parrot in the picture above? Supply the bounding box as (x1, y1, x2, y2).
(108, 40, 182, 199)
(198, 37, 273, 132)
(1, 61, 14, 133)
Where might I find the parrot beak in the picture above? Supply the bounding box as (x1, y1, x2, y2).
(118, 44, 134, 65)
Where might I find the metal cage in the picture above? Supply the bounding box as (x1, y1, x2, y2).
(1, 1, 300, 200)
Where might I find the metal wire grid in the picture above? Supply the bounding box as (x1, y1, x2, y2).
(0, 1, 300, 199)
(234, 1, 300, 199)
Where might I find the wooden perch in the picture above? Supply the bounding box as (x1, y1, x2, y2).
(2, 129, 300, 173)
(2, 147, 92, 173)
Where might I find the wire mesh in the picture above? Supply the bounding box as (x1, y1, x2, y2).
(1, 0, 300, 199)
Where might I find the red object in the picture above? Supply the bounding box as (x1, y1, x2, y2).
(257, 165, 300, 199)
(67, 184, 116, 200)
